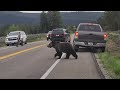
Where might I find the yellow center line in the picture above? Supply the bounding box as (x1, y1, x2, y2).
(0, 43, 47, 60)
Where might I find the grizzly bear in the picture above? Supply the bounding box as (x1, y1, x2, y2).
(47, 41, 78, 59)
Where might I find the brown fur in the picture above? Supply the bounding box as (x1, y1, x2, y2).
(47, 41, 78, 59)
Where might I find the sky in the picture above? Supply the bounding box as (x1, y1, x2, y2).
(20, 11, 104, 13)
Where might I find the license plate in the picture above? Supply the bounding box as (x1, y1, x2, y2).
(88, 42, 93, 45)
(56, 35, 59, 36)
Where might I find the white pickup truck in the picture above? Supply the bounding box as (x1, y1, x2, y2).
(5, 31, 27, 46)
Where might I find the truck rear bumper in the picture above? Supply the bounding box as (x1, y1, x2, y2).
(5, 40, 18, 44)
(73, 41, 106, 48)
(51, 38, 65, 42)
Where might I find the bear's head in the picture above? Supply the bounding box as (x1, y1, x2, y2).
(47, 41, 59, 48)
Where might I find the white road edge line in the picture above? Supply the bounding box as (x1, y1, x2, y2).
(40, 53, 65, 79)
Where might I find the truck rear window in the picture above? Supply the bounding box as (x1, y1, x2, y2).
(78, 25, 102, 32)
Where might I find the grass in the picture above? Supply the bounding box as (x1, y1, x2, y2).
(0, 42, 6, 47)
(27, 34, 46, 42)
(98, 52, 120, 79)
(97, 31, 120, 79)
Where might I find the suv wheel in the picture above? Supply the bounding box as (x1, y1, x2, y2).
(20, 40, 24, 46)
(25, 41, 27, 44)
(6, 44, 9, 46)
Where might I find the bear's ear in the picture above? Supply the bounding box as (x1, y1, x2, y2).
(47, 42, 52, 48)
(51, 41, 54, 44)
(51, 41, 55, 44)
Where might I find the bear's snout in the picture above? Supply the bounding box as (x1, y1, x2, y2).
(47, 44, 52, 48)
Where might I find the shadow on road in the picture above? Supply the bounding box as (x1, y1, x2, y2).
(77, 47, 91, 52)
(76, 47, 103, 54)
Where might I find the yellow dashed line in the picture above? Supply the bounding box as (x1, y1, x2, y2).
(0, 44, 47, 60)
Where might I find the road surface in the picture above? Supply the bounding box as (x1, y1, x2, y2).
(0, 40, 103, 79)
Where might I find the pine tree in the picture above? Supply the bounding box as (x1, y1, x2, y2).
(47, 11, 63, 31)
(40, 11, 48, 33)
(97, 11, 120, 31)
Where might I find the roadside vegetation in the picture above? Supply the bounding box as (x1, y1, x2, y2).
(0, 11, 76, 48)
(98, 32, 120, 79)
(27, 34, 46, 42)
(97, 11, 120, 79)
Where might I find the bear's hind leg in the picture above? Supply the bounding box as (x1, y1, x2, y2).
(71, 51, 78, 59)
(65, 53, 70, 59)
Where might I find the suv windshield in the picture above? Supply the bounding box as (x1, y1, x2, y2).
(78, 24, 102, 32)
(48, 31, 52, 34)
(8, 32, 19, 36)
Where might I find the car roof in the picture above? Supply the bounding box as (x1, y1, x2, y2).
(9, 31, 24, 33)
(79, 23, 100, 26)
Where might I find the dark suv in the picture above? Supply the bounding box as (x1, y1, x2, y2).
(50, 28, 71, 42)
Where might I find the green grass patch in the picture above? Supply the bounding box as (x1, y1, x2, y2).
(0, 42, 5, 47)
(98, 52, 120, 79)
(27, 34, 46, 42)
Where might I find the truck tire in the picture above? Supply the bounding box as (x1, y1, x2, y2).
(73, 45, 79, 52)
(101, 47, 105, 52)
(95, 47, 105, 53)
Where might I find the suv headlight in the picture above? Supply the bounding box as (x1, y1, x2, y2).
(6, 38, 8, 41)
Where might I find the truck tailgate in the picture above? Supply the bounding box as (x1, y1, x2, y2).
(77, 31, 105, 42)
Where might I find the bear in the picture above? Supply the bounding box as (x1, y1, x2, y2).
(47, 41, 78, 59)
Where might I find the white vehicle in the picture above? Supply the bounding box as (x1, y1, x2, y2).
(5, 31, 27, 46)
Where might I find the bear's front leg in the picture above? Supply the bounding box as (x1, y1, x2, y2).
(58, 52, 62, 59)
(54, 53, 58, 58)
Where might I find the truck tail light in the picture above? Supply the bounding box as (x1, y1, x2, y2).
(104, 34, 108, 40)
(74, 31, 79, 38)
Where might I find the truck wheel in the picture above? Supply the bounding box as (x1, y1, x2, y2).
(95, 47, 105, 53)
(74, 45, 79, 52)
(101, 47, 105, 52)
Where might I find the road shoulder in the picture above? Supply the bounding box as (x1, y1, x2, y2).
(95, 54, 112, 79)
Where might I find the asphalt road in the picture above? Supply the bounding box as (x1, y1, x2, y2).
(0, 40, 101, 79)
